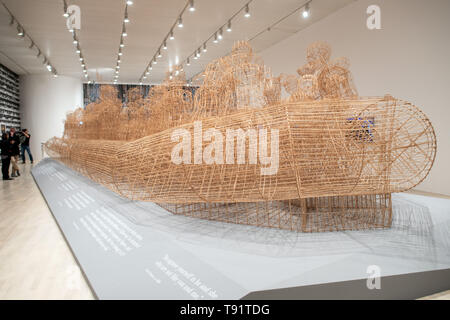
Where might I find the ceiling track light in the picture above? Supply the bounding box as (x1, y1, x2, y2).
(126, 1, 133, 5)
(178, 16, 183, 28)
(122, 24, 127, 37)
(302, 3, 310, 18)
(244, 4, 250, 18)
(124, 6, 129, 23)
(17, 25, 24, 37)
(157, 50, 162, 58)
(169, 30, 174, 40)
(163, 41, 167, 50)
(226, 20, 232, 32)
(63, 1, 69, 18)
(218, 28, 223, 40)
(202, 43, 207, 52)
(186, 58, 190, 66)
(188, 0, 195, 12)
(213, 33, 218, 43)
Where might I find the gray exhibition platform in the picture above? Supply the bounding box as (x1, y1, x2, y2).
(32, 158, 450, 299)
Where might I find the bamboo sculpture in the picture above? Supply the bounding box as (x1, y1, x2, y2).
(45, 41, 436, 232)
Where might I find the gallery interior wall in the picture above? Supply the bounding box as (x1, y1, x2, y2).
(20, 75, 82, 162)
(260, 0, 450, 196)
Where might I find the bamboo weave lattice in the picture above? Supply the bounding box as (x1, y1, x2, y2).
(45, 41, 436, 232)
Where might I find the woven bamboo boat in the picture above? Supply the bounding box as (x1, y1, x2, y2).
(44, 42, 436, 232)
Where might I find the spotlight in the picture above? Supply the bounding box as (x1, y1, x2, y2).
(122, 24, 127, 37)
(63, 1, 69, 17)
(163, 41, 167, 50)
(186, 58, 190, 66)
(149, 66, 153, 70)
(153, 58, 157, 65)
(81, 63, 85, 67)
(226, 20, 232, 32)
(126, 1, 133, 5)
(157, 50, 162, 58)
(218, 28, 223, 40)
(73, 39, 78, 45)
(244, 4, 250, 18)
(84, 74, 88, 78)
(79, 57, 83, 61)
(145, 71, 149, 75)
(177, 17, 183, 28)
(202, 43, 207, 52)
(188, 0, 195, 12)
(53, 73, 58, 78)
(17, 26, 24, 37)
(46, 65, 52, 71)
(124, 7, 129, 23)
(169, 30, 174, 40)
(139, 82, 143, 85)
(197, 48, 201, 57)
(143, 76, 147, 79)
(76, 48, 80, 54)
(302, 3, 310, 18)
(213, 33, 218, 43)
(118, 51, 123, 56)
(120, 42, 124, 48)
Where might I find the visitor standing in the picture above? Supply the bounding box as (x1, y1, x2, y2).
(1, 132, 13, 180)
(21, 129, 33, 164)
(9, 128, 20, 177)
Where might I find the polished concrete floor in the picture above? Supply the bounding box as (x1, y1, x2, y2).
(0, 161, 448, 300)
(0, 162, 94, 299)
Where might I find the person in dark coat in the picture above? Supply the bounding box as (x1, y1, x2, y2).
(9, 128, 20, 177)
(1, 132, 13, 180)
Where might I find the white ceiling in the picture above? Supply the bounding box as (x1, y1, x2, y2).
(0, 0, 355, 84)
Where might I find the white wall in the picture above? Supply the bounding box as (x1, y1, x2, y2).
(260, 0, 450, 195)
(20, 75, 83, 162)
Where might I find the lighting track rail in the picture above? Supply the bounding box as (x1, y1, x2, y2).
(1, 1, 59, 77)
